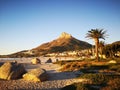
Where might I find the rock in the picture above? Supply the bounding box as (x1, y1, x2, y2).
(59, 32, 72, 39)
(31, 58, 41, 64)
(0, 62, 4, 67)
(23, 68, 48, 82)
(108, 60, 117, 64)
(56, 59, 59, 62)
(0, 62, 26, 80)
(46, 58, 52, 63)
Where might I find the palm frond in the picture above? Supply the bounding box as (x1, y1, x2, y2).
(86, 28, 107, 40)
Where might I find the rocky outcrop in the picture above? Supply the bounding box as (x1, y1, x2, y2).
(23, 68, 48, 82)
(59, 32, 72, 39)
(31, 58, 41, 64)
(0, 62, 26, 80)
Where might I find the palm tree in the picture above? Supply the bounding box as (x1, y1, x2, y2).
(86, 29, 107, 61)
(99, 41, 105, 57)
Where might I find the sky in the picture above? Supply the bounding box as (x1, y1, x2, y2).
(0, 0, 120, 55)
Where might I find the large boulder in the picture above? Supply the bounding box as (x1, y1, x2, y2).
(23, 68, 48, 82)
(31, 58, 41, 64)
(0, 62, 26, 80)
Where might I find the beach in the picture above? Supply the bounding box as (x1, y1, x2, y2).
(0, 58, 84, 90)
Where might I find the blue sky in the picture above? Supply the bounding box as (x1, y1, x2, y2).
(0, 0, 120, 55)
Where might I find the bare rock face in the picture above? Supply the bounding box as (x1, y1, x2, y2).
(0, 62, 26, 80)
(23, 68, 48, 82)
(59, 32, 72, 39)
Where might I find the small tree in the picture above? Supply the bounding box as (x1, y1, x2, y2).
(86, 29, 107, 61)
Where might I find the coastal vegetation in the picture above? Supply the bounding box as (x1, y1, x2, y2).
(57, 58, 120, 90)
(102, 41, 120, 58)
(86, 29, 107, 61)
(0, 31, 120, 60)
(62, 75, 120, 90)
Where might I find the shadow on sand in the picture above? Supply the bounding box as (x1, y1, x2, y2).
(47, 70, 81, 81)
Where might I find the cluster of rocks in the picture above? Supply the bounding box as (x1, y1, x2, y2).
(0, 58, 48, 82)
(0, 59, 88, 90)
(31, 57, 52, 64)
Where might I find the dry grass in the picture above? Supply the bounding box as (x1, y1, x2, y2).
(59, 61, 90, 71)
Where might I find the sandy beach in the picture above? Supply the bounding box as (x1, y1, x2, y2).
(0, 59, 85, 90)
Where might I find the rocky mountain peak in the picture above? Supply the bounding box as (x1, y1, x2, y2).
(32, 32, 92, 55)
(59, 32, 72, 39)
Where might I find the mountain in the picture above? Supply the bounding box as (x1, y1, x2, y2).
(32, 32, 92, 55)
(112, 41, 120, 45)
(0, 32, 92, 57)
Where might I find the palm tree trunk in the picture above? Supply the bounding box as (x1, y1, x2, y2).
(95, 39, 99, 61)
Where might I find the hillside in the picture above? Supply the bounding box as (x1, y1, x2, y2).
(0, 32, 92, 57)
(32, 32, 92, 55)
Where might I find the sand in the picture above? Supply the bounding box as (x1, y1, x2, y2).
(0, 60, 85, 90)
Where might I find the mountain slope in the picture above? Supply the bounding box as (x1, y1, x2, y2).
(1, 32, 92, 57)
(32, 32, 92, 54)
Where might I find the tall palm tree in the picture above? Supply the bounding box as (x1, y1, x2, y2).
(99, 41, 105, 57)
(86, 29, 107, 61)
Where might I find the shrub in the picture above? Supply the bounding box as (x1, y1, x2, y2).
(90, 64, 109, 70)
(61, 83, 76, 90)
(53, 61, 66, 66)
(102, 78, 120, 90)
(109, 64, 120, 72)
(59, 63, 72, 71)
(59, 61, 90, 72)
(54, 60, 78, 65)
(61, 83, 89, 90)
(79, 73, 108, 85)
(61, 83, 99, 90)
(108, 78, 120, 89)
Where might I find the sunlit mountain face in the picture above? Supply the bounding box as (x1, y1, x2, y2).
(32, 32, 92, 54)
